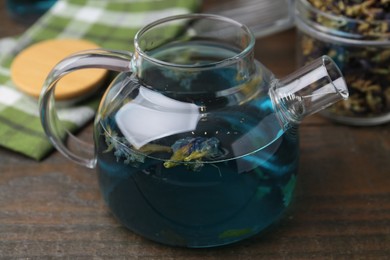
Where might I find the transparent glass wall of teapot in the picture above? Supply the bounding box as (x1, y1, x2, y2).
(39, 14, 348, 248)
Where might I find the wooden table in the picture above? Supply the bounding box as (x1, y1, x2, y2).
(1, 1, 389, 258)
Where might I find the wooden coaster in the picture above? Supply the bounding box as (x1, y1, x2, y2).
(11, 39, 108, 100)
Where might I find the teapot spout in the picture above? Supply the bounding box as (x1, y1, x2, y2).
(269, 55, 348, 127)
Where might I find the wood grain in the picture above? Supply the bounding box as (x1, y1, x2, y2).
(0, 0, 389, 258)
(10, 39, 108, 100)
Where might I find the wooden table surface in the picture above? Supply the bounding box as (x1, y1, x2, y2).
(1, 1, 389, 259)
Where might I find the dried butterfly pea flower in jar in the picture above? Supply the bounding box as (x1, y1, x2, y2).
(295, 0, 390, 125)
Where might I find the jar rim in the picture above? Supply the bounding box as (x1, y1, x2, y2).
(299, 0, 390, 24)
(296, 0, 390, 45)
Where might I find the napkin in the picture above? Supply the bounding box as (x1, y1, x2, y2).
(0, 0, 200, 160)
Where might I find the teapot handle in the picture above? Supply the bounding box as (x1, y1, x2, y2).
(39, 49, 132, 168)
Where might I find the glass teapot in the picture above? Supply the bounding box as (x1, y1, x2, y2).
(39, 14, 348, 248)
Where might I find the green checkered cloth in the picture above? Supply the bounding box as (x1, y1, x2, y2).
(0, 0, 200, 160)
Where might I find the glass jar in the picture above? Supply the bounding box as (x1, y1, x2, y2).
(295, 0, 390, 125)
(6, 0, 56, 24)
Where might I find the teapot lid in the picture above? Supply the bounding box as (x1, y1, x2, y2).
(11, 39, 108, 100)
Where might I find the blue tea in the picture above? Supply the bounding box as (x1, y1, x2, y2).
(96, 122, 298, 247)
(94, 41, 300, 247)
